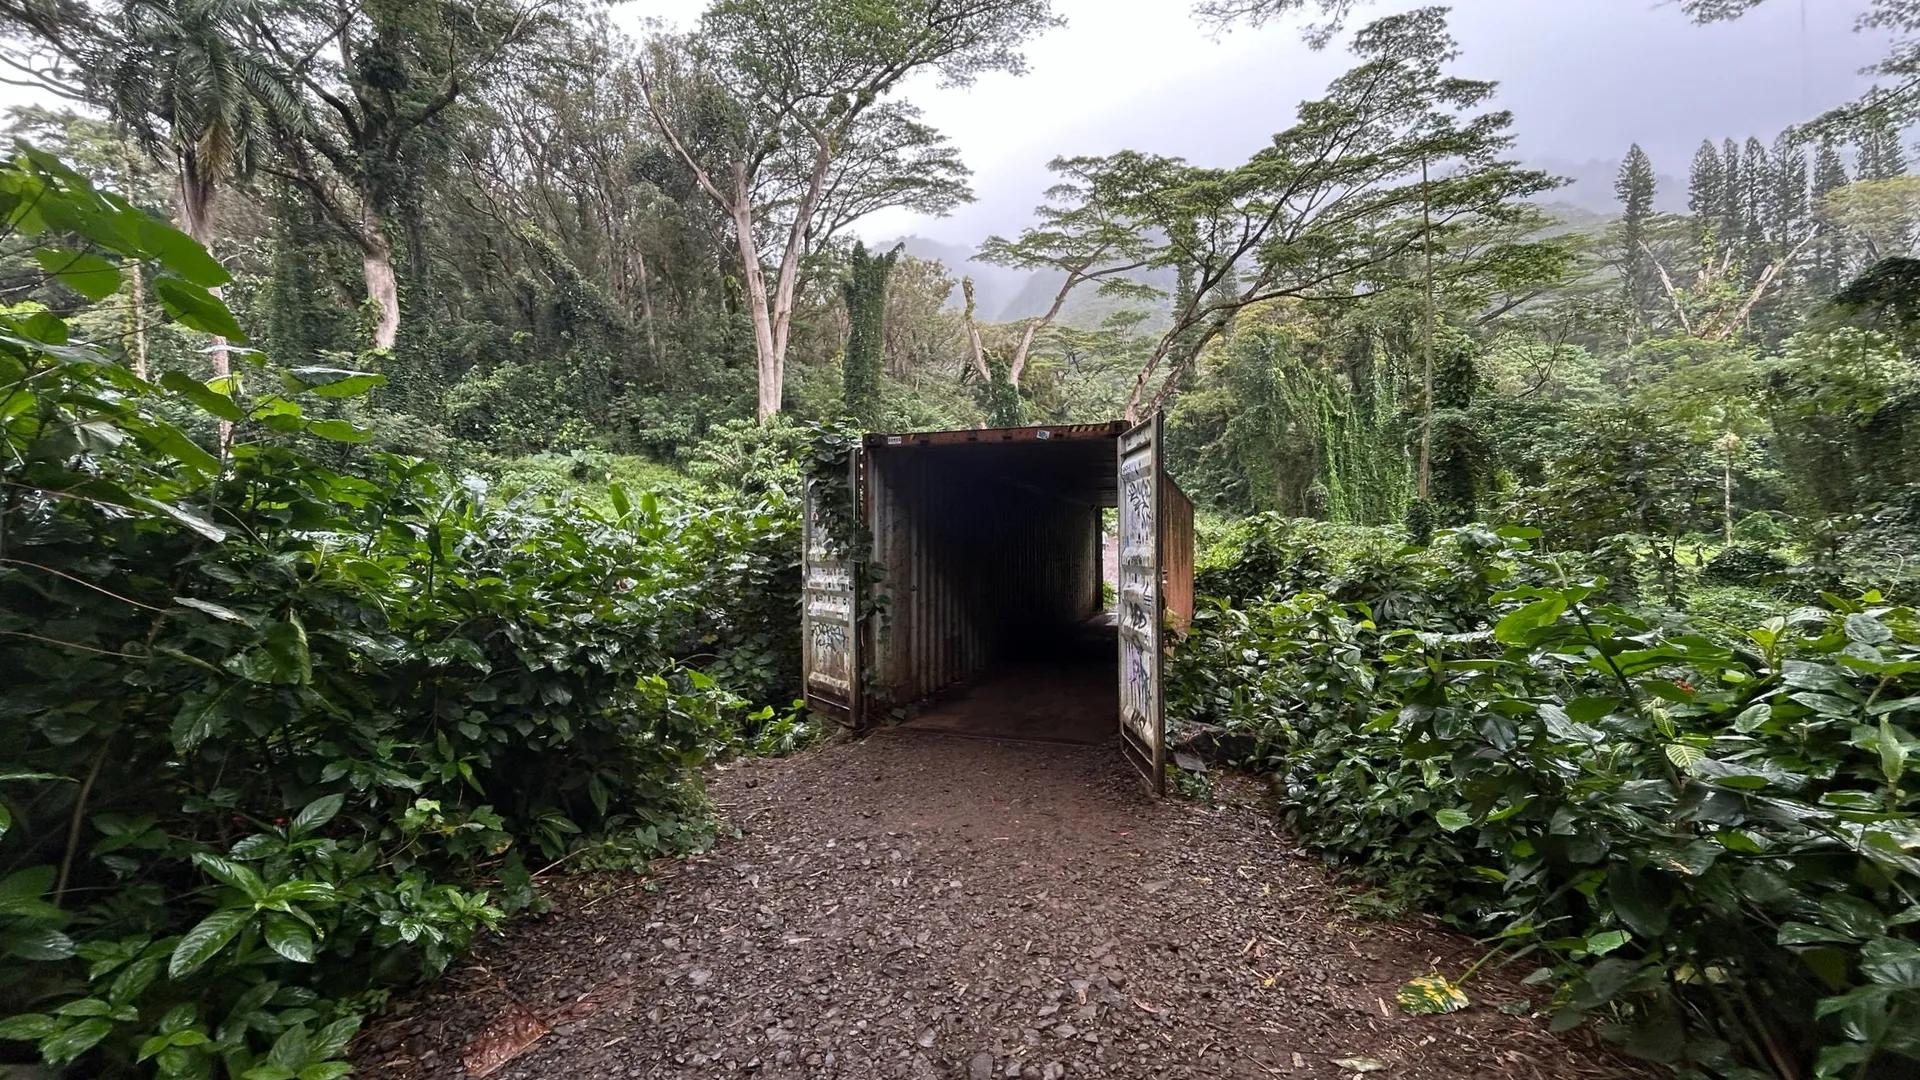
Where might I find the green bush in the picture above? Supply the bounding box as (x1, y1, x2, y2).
(1702, 544, 1793, 586)
(1733, 510, 1793, 547)
(1171, 523, 1920, 1077)
(0, 150, 795, 1077)
(1192, 513, 1404, 604)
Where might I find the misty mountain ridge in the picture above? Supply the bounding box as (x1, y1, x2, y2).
(884, 155, 1652, 330)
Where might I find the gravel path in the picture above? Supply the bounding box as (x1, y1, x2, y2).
(358, 733, 1647, 1080)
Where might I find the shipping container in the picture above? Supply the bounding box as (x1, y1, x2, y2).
(802, 415, 1193, 793)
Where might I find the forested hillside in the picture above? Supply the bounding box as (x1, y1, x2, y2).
(2, 0, 1919, 1077)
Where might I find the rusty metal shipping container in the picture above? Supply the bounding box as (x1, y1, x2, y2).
(801, 416, 1193, 793)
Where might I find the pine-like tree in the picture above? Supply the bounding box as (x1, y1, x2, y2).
(1688, 139, 1725, 252)
(1856, 94, 1908, 181)
(1769, 133, 1809, 248)
(1721, 136, 1745, 244)
(1741, 137, 1771, 277)
(1616, 144, 1658, 333)
(1811, 138, 1851, 296)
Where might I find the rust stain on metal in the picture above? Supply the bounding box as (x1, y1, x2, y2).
(864, 421, 1125, 448)
(460, 1000, 550, 1077)
(809, 416, 1192, 793)
(1161, 474, 1195, 634)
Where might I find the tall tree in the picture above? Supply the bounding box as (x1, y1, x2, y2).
(1769, 133, 1810, 248)
(639, 0, 1057, 423)
(968, 155, 1155, 396)
(1688, 139, 1725, 252)
(1740, 136, 1770, 275)
(1117, 9, 1564, 418)
(1615, 144, 1657, 334)
(1720, 136, 1744, 247)
(250, 0, 562, 351)
(841, 240, 900, 425)
(99, 0, 293, 390)
(1857, 95, 1909, 181)
(1810, 138, 1852, 296)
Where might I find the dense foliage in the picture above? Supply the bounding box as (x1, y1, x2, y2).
(1172, 522, 1920, 1078)
(4, 0, 1920, 1077)
(0, 151, 801, 1076)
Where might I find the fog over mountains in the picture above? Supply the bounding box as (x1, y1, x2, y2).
(886, 153, 1677, 327)
(839, 0, 1885, 326)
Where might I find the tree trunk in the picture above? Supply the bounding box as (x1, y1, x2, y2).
(728, 177, 781, 423)
(127, 251, 148, 382)
(1416, 155, 1435, 501)
(633, 247, 663, 371)
(1723, 441, 1736, 545)
(361, 221, 400, 351)
(174, 168, 230, 384)
(122, 142, 148, 380)
(761, 148, 833, 423)
(174, 164, 230, 451)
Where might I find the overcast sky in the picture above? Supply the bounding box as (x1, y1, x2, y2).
(622, 0, 1886, 243)
(1, 2, 1885, 244)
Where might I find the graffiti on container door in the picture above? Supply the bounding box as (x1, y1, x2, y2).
(802, 485, 856, 700)
(1117, 433, 1157, 753)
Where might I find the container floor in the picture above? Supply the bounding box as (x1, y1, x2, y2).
(888, 618, 1118, 745)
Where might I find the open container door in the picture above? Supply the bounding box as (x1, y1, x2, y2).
(801, 451, 862, 729)
(1116, 413, 1166, 794)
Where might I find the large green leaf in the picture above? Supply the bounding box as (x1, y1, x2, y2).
(159, 371, 244, 422)
(167, 907, 251, 978)
(1494, 596, 1566, 645)
(0, 1013, 57, 1040)
(283, 367, 387, 398)
(6, 927, 76, 961)
(1663, 743, 1705, 772)
(1844, 612, 1893, 645)
(153, 277, 244, 340)
(1860, 937, 1920, 988)
(226, 618, 312, 686)
(136, 218, 229, 287)
(41, 1017, 113, 1064)
(1878, 718, 1908, 786)
(1607, 866, 1671, 938)
(191, 853, 266, 902)
(130, 495, 227, 542)
(126, 419, 221, 479)
(290, 794, 343, 837)
(263, 915, 316, 964)
(33, 248, 121, 300)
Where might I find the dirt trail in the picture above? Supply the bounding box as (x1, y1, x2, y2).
(359, 734, 1646, 1080)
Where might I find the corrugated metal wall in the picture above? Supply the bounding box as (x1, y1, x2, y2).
(866, 449, 1102, 708)
(1161, 475, 1195, 632)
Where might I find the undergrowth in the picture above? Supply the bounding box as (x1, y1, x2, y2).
(1170, 522, 1920, 1078)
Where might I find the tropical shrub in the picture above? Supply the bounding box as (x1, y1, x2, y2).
(1171, 523, 1920, 1078)
(1701, 544, 1792, 586)
(0, 149, 792, 1077)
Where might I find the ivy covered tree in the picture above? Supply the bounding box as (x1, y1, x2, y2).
(1427, 330, 1486, 524)
(841, 240, 900, 426)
